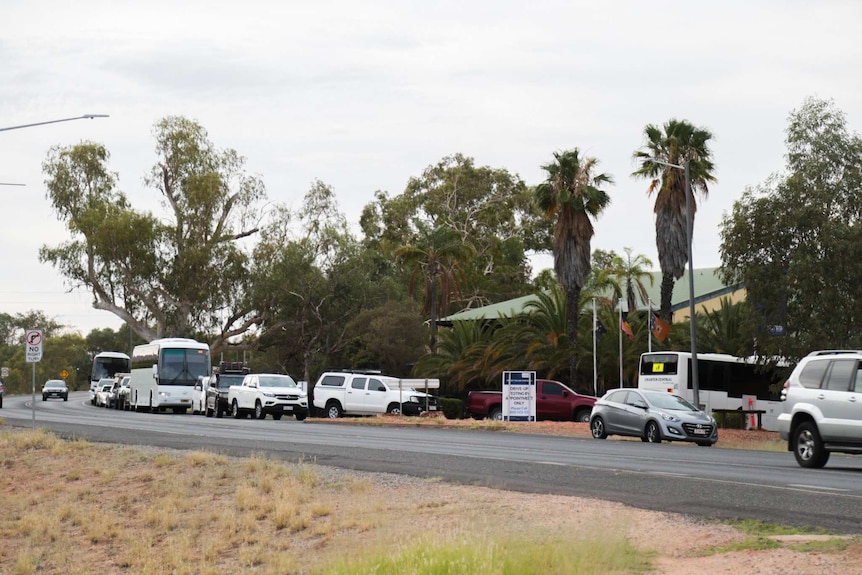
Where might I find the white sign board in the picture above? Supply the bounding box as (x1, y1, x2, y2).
(1, 366, 8, 378)
(502, 371, 536, 421)
(25, 329, 43, 363)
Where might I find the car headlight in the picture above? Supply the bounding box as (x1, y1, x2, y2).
(262, 392, 276, 398)
(659, 411, 679, 422)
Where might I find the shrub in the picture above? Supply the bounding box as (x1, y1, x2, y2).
(440, 398, 463, 419)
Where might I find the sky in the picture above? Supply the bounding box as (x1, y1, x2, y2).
(2, 0, 861, 337)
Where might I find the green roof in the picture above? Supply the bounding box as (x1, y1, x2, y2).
(441, 268, 740, 322)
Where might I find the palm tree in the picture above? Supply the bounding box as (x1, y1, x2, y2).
(632, 119, 716, 320)
(613, 247, 654, 315)
(395, 227, 475, 351)
(535, 149, 613, 392)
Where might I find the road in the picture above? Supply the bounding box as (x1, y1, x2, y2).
(4, 391, 862, 534)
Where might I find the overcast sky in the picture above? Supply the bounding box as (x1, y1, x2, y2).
(2, 0, 861, 336)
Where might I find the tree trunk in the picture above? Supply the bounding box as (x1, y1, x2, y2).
(566, 286, 583, 393)
(660, 273, 675, 322)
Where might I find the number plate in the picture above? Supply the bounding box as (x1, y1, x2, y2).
(693, 428, 708, 435)
(283, 405, 293, 411)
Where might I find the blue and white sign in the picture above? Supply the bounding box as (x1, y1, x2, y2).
(502, 371, 536, 421)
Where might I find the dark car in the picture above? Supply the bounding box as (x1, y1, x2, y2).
(0, 380, 4, 408)
(42, 379, 69, 401)
(589, 388, 718, 446)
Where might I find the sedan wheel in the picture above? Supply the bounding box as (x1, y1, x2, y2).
(590, 417, 607, 439)
(644, 421, 662, 443)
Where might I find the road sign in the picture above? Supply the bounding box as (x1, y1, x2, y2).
(502, 371, 536, 422)
(25, 329, 43, 363)
(1, 366, 8, 378)
(60, 369, 69, 379)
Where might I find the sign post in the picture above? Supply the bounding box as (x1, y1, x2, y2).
(502, 371, 536, 422)
(25, 329, 43, 427)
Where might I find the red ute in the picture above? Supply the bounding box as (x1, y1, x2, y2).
(466, 379, 596, 422)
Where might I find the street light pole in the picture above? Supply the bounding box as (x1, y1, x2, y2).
(646, 157, 701, 409)
(0, 114, 109, 132)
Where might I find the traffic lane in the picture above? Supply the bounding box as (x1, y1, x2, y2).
(8, 391, 862, 497)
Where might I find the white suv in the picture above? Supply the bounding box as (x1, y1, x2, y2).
(777, 350, 862, 468)
(312, 371, 439, 418)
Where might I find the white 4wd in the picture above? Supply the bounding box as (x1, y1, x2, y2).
(228, 373, 308, 421)
(777, 350, 862, 468)
(312, 371, 439, 418)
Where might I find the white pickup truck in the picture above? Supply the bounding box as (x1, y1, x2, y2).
(227, 373, 308, 421)
(311, 370, 440, 418)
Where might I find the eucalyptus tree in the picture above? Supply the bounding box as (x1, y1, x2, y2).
(720, 97, 862, 360)
(251, 183, 377, 384)
(362, 154, 537, 307)
(632, 119, 716, 321)
(39, 116, 265, 353)
(535, 149, 613, 390)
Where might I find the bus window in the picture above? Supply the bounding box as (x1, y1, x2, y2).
(640, 354, 679, 376)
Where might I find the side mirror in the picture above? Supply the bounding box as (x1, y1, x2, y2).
(152, 364, 158, 380)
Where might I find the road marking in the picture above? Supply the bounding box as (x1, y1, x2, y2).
(788, 484, 850, 493)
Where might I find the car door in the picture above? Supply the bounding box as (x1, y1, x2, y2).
(600, 390, 630, 434)
(536, 380, 567, 420)
(345, 376, 367, 413)
(365, 378, 388, 414)
(818, 359, 859, 441)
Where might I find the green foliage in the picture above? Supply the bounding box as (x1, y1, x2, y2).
(632, 118, 716, 321)
(39, 117, 266, 353)
(535, 148, 613, 390)
(439, 397, 464, 419)
(363, 154, 538, 312)
(343, 301, 426, 377)
(720, 97, 862, 361)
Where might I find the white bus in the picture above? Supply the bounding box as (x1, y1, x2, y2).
(637, 351, 786, 430)
(129, 338, 210, 413)
(90, 351, 130, 397)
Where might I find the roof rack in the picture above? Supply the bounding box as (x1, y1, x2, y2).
(805, 350, 862, 357)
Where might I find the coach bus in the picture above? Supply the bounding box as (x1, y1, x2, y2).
(637, 351, 787, 430)
(129, 338, 210, 413)
(90, 351, 130, 397)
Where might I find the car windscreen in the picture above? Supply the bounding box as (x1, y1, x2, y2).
(644, 392, 697, 411)
(259, 375, 298, 388)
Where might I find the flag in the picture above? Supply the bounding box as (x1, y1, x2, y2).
(621, 319, 634, 341)
(650, 311, 670, 342)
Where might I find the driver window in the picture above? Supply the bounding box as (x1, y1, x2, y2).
(629, 394, 647, 408)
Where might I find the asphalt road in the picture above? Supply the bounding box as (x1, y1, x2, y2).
(4, 391, 862, 534)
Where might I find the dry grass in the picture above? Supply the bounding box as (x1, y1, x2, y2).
(1, 425, 859, 575)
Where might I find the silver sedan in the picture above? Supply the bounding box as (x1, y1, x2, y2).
(589, 388, 718, 446)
